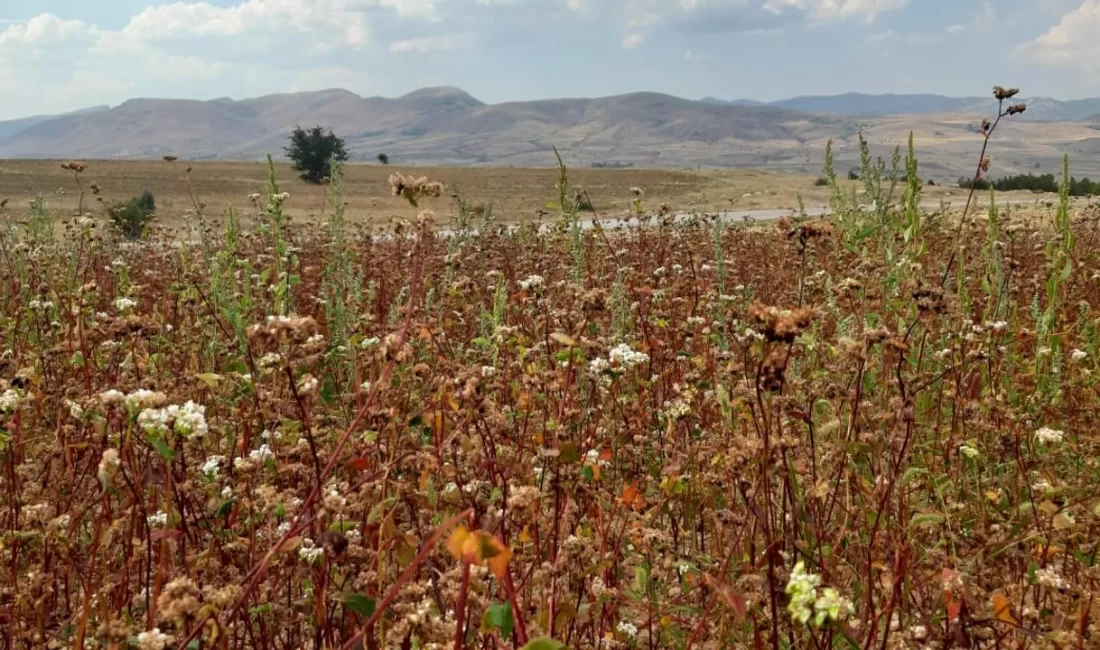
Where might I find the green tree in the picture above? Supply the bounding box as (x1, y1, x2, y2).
(285, 125, 349, 184)
(377, 153, 389, 165)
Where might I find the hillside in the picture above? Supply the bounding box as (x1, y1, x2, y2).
(3, 88, 1100, 176)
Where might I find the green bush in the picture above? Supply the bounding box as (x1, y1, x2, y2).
(814, 176, 829, 187)
(108, 190, 156, 240)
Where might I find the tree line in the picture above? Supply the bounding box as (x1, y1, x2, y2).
(958, 172, 1100, 196)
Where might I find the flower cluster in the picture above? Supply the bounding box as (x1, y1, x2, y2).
(518, 274, 545, 291)
(1035, 426, 1065, 445)
(785, 561, 853, 627)
(138, 401, 208, 437)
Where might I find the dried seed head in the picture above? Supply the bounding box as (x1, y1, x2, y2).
(1006, 103, 1027, 116)
(993, 86, 1020, 100)
(981, 156, 991, 173)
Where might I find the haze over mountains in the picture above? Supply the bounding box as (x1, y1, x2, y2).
(2, 87, 1099, 177)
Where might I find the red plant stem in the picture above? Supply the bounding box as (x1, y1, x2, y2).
(339, 509, 473, 650)
(453, 561, 472, 650)
(503, 568, 529, 645)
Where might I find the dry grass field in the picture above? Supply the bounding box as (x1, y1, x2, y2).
(0, 159, 1072, 227)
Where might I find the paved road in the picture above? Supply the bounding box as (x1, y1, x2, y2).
(436, 199, 1032, 238)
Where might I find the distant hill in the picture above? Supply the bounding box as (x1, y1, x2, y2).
(3, 88, 1100, 176)
(0, 106, 110, 139)
(719, 92, 1100, 122)
(0, 87, 861, 168)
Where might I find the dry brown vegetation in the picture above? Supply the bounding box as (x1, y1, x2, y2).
(3, 143, 1100, 650)
(0, 159, 1078, 228)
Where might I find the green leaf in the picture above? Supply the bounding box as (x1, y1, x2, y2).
(484, 602, 515, 639)
(559, 443, 581, 464)
(320, 374, 337, 404)
(329, 520, 359, 533)
(909, 513, 945, 530)
(149, 435, 176, 460)
(521, 638, 566, 650)
(337, 593, 377, 618)
(215, 499, 235, 517)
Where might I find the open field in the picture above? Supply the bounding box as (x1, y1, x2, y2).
(0, 158, 1084, 228)
(3, 151, 1100, 649)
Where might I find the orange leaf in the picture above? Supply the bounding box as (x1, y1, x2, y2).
(947, 601, 962, 621)
(446, 527, 471, 562)
(992, 593, 1017, 626)
(519, 525, 534, 544)
(484, 539, 513, 580)
(347, 456, 372, 472)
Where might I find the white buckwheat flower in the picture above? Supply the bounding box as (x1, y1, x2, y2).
(518, 275, 544, 291)
(114, 297, 138, 312)
(1035, 426, 1065, 445)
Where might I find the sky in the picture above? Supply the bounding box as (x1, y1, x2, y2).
(1, 0, 1100, 120)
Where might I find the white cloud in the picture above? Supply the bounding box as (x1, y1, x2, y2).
(566, 0, 591, 14)
(866, 29, 939, 44)
(639, 0, 907, 35)
(390, 34, 469, 52)
(0, 13, 95, 48)
(762, 0, 909, 23)
(622, 32, 644, 47)
(683, 48, 708, 59)
(1016, 0, 1100, 72)
(109, 0, 382, 51)
(946, 23, 963, 34)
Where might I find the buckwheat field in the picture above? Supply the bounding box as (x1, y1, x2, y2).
(3, 94, 1100, 650)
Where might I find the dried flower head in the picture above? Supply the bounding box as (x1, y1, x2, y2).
(993, 86, 1020, 100)
(1006, 103, 1027, 116)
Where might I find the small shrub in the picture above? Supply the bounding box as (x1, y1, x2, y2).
(814, 176, 829, 187)
(377, 153, 389, 165)
(108, 190, 156, 239)
(847, 169, 860, 180)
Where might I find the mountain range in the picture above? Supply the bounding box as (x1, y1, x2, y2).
(707, 93, 1100, 122)
(2, 88, 1099, 176)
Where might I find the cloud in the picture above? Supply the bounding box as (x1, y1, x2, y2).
(866, 29, 939, 44)
(683, 48, 708, 59)
(946, 23, 963, 34)
(633, 0, 907, 36)
(622, 32, 644, 47)
(0, 13, 96, 48)
(390, 33, 469, 52)
(762, 0, 909, 23)
(1016, 0, 1100, 73)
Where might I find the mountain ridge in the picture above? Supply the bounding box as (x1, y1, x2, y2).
(3, 88, 1100, 176)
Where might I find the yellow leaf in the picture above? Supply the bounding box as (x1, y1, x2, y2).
(992, 593, 1017, 626)
(196, 373, 223, 388)
(551, 332, 577, 347)
(278, 536, 303, 553)
(1053, 514, 1075, 530)
(447, 527, 471, 561)
(519, 526, 534, 544)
